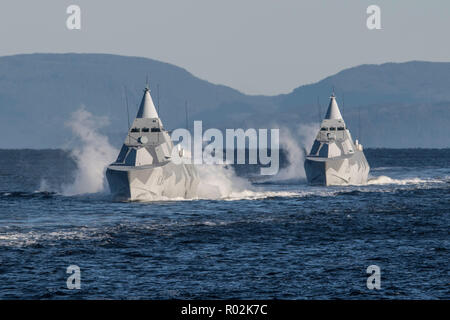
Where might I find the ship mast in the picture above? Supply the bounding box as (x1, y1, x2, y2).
(124, 86, 131, 144)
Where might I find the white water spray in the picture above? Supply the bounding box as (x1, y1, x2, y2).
(272, 123, 319, 181)
(62, 108, 118, 196)
(366, 175, 439, 185)
(196, 164, 253, 199)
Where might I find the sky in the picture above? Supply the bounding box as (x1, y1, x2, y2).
(0, 0, 449, 95)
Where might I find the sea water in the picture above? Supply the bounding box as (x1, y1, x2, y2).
(0, 148, 448, 299)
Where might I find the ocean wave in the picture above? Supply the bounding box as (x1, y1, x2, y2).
(129, 190, 308, 202)
(0, 229, 109, 247)
(366, 175, 442, 185)
(0, 191, 56, 199)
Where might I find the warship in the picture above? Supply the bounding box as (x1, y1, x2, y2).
(106, 85, 199, 200)
(304, 93, 370, 185)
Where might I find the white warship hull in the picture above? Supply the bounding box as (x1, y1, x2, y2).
(106, 162, 199, 201)
(304, 150, 369, 186)
(106, 85, 199, 201)
(304, 93, 370, 186)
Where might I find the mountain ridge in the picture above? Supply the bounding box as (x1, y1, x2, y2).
(0, 53, 448, 148)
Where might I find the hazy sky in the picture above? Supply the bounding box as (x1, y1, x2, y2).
(0, 0, 449, 95)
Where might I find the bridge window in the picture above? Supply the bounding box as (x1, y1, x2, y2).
(151, 128, 161, 132)
(337, 127, 345, 131)
(131, 128, 140, 133)
(142, 128, 150, 132)
(321, 127, 328, 131)
(330, 127, 336, 131)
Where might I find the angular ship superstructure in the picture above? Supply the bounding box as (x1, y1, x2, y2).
(106, 85, 199, 200)
(304, 94, 370, 186)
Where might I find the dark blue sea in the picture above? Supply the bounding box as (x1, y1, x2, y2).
(0, 148, 448, 299)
